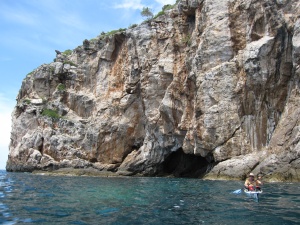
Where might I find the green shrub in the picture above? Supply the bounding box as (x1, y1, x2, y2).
(153, 4, 176, 19)
(57, 83, 66, 91)
(141, 7, 153, 19)
(105, 28, 126, 37)
(62, 49, 72, 56)
(129, 24, 138, 29)
(89, 38, 98, 42)
(23, 99, 31, 104)
(118, 28, 126, 33)
(42, 109, 61, 119)
(162, 4, 173, 11)
(27, 71, 34, 76)
(154, 11, 165, 19)
(63, 61, 77, 67)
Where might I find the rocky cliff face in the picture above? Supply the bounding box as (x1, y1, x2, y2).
(7, 0, 300, 181)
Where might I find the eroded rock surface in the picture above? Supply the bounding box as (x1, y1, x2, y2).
(7, 0, 300, 181)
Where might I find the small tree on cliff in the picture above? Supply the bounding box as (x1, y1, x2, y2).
(141, 7, 153, 20)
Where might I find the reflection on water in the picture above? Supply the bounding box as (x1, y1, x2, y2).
(0, 172, 16, 225)
(0, 170, 299, 225)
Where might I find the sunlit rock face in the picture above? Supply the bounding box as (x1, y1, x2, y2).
(7, 0, 300, 181)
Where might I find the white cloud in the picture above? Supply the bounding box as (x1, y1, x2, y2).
(155, 0, 177, 5)
(113, 0, 177, 16)
(114, 0, 144, 10)
(0, 2, 39, 27)
(58, 14, 88, 30)
(3, 11, 38, 26)
(0, 94, 14, 170)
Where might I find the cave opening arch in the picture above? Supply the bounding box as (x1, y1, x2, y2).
(161, 148, 214, 178)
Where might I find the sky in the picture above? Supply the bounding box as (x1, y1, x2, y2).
(0, 0, 176, 170)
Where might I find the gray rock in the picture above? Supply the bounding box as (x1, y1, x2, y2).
(6, 0, 300, 181)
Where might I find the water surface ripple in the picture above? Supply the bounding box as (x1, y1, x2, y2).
(0, 170, 299, 224)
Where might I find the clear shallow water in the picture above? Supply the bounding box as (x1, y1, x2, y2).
(0, 170, 299, 225)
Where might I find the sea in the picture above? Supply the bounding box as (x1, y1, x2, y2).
(0, 170, 299, 225)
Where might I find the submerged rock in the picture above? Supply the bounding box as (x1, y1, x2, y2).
(7, 0, 300, 181)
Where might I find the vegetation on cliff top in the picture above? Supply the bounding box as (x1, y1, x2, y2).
(105, 28, 127, 37)
(141, 7, 154, 19)
(88, 1, 179, 42)
(62, 49, 72, 56)
(29, 1, 181, 80)
(153, 2, 179, 19)
(141, 2, 179, 20)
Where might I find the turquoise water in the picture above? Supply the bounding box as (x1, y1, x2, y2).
(0, 170, 299, 224)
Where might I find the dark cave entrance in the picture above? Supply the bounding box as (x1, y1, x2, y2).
(162, 148, 213, 178)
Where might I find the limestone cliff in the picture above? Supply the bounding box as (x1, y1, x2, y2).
(7, 0, 300, 181)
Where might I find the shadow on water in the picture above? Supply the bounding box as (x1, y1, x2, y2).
(0, 170, 299, 225)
